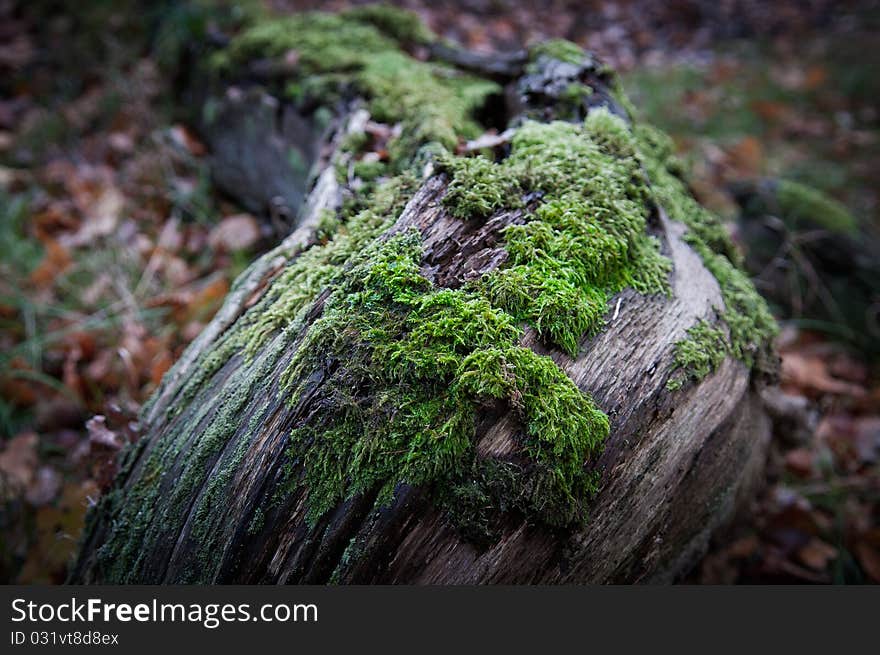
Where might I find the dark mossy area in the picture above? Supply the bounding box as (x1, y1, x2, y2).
(75, 5, 779, 579)
(213, 6, 499, 165)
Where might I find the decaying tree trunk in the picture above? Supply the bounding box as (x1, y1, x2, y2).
(71, 7, 776, 584)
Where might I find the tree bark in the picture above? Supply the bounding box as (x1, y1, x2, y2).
(70, 20, 773, 584)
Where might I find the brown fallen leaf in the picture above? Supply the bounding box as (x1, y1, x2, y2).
(725, 534, 760, 559)
(59, 184, 124, 248)
(0, 358, 40, 406)
(781, 351, 866, 398)
(169, 124, 206, 157)
(817, 415, 880, 469)
(855, 541, 880, 584)
(751, 99, 790, 124)
(796, 538, 838, 571)
(209, 213, 261, 252)
(85, 415, 122, 450)
(16, 480, 98, 584)
(150, 349, 174, 386)
(0, 432, 38, 497)
(25, 465, 62, 506)
(180, 275, 229, 325)
(29, 239, 72, 288)
(726, 136, 763, 175)
(156, 216, 183, 253)
(784, 448, 815, 478)
(803, 65, 827, 90)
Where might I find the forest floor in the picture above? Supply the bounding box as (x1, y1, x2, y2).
(1, 0, 878, 583)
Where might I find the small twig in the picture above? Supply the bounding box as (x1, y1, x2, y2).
(462, 128, 515, 153)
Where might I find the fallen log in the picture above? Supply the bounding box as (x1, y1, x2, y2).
(71, 6, 777, 584)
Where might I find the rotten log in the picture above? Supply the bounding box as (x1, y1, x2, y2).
(71, 7, 777, 584)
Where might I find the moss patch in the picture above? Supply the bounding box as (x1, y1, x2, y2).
(528, 39, 588, 67)
(341, 4, 434, 46)
(218, 8, 499, 165)
(280, 231, 608, 527)
(666, 319, 728, 390)
(441, 109, 672, 356)
(634, 124, 777, 382)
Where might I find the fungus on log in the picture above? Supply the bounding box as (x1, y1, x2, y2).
(71, 6, 778, 584)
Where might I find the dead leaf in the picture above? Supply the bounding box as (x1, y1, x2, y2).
(0, 358, 40, 406)
(150, 349, 174, 386)
(181, 275, 229, 324)
(804, 65, 827, 90)
(108, 131, 134, 154)
(25, 465, 62, 506)
(62, 343, 83, 399)
(16, 480, 98, 584)
(29, 239, 71, 287)
(59, 184, 124, 247)
(781, 351, 866, 398)
(855, 543, 880, 582)
(0, 34, 35, 70)
(85, 415, 122, 450)
(169, 124, 206, 157)
(726, 534, 760, 559)
(784, 448, 815, 477)
(796, 538, 838, 571)
(817, 415, 880, 469)
(726, 136, 763, 175)
(209, 213, 260, 252)
(156, 216, 183, 252)
(751, 100, 789, 123)
(0, 432, 38, 497)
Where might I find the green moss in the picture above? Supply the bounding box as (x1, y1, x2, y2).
(439, 154, 522, 220)
(528, 39, 587, 67)
(632, 124, 777, 383)
(247, 506, 265, 535)
(363, 52, 498, 163)
(687, 241, 777, 366)
(220, 10, 499, 165)
(666, 319, 728, 390)
(438, 102, 773, 384)
(437, 459, 528, 545)
(776, 179, 857, 234)
(352, 157, 387, 183)
(340, 4, 434, 45)
(315, 208, 342, 243)
(635, 124, 737, 261)
(219, 12, 393, 72)
(562, 82, 594, 102)
(553, 82, 594, 118)
(442, 110, 672, 356)
(238, 173, 419, 358)
(280, 231, 608, 527)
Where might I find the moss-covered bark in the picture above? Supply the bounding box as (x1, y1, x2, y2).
(72, 5, 776, 584)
